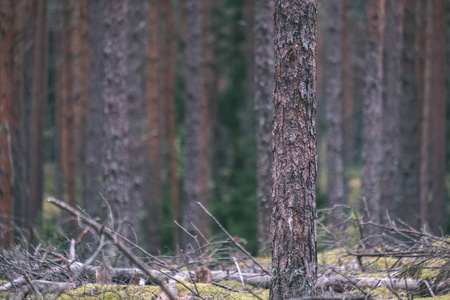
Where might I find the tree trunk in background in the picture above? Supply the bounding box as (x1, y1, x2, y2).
(0, 0, 14, 248)
(398, 0, 420, 228)
(271, 1, 317, 298)
(11, 0, 26, 236)
(162, 0, 179, 249)
(324, 0, 345, 227)
(126, 0, 147, 244)
(199, 0, 210, 241)
(182, 0, 202, 250)
(342, 0, 354, 169)
(380, 0, 404, 222)
(429, 0, 446, 234)
(146, 0, 162, 254)
(417, 0, 433, 226)
(315, 6, 324, 149)
(76, 0, 89, 189)
(254, 0, 274, 254)
(103, 0, 138, 248)
(360, 0, 385, 233)
(29, 0, 48, 225)
(84, 0, 104, 219)
(57, 0, 77, 236)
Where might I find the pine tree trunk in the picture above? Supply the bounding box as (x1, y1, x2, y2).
(182, 0, 202, 250)
(29, 0, 48, 225)
(380, 0, 404, 222)
(146, 0, 162, 254)
(254, 0, 274, 254)
(429, 0, 446, 234)
(360, 0, 385, 233)
(324, 0, 345, 227)
(271, 1, 317, 298)
(398, 0, 420, 228)
(0, 0, 14, 248)
(84, 0, 104, 219)
(162, 0, 179, 249)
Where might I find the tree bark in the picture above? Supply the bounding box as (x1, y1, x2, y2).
(398, 0, 420, 228)
(254, 0, 274, 254)
(271, 1, 318, 298)
(182, 0, 202, 250)
(84, 0, 104, 219)
(428, 0, 446, 234)
(146, 0, 162, 254)
(162, 0, 179, 249)
(324, 0, 345, 227)
(29, 0, 48, 225)
(0, 0, 15, 248)
(103, 0, 145, 250)
(380, 0, 404, 222)
(360, 0, 385, 233)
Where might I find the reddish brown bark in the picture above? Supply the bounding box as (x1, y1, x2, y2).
(0, 0, 14, 248)
(428, 0, 446, 234)
(199, 0, 210, 239)
(360, 0, 385, 232)
(146, 0, 162, 254)
(29, 0, 48, 225)
(271, 1, 318, 298)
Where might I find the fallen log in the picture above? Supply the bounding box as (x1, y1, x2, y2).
(317, 275, 421, 292)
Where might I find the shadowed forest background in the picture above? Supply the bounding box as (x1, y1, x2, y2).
(0, 0, 449, 258)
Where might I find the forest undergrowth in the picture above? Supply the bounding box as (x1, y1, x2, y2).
(0, 201, 449, 300)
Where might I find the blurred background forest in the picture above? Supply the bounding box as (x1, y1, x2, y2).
(0, 0, 449, 256)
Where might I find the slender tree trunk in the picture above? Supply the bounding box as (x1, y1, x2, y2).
(182, 0, 202, 250)
(199, 0, 210, 241)
(84, 0, 104, 219)
(429, 0, 446, 234)
(0, 0, 15, 248)
(380, 0, 404, 222)
(125, 0, 147, 243)
(342, 0, 354, 169)
(162, 0, 179, 249)
(254, 0, 274, 254)
(324, 0, 345, 227)
(398, 0, 420, 228)
(271, 1, 318, 298)
(417, 0, 433, 226)
(29, 0, 48, 225)
(360, 0, 385, 233)
(146, 0, 162, 254)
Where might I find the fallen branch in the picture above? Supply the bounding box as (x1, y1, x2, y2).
(47, 197, 177, 300)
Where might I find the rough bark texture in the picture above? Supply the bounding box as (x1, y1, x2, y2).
(271, 1, 318, 299)
(182, 0, 202, 250)
(380, 0, 404, 222)
(324, 0, 345, 226)
(146, 0, 162, 254)
(162, 0, 179, 249)
(428, 0, 446, 234)
(0, 0, 14, 248)
(29, 0, 48, 225)
(84, 0, 104, 219)
(398, 0, 420, 228)
(103, 0, 145, 248)
(254, 0, 274, 254)
(360, 0, 385, 232)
